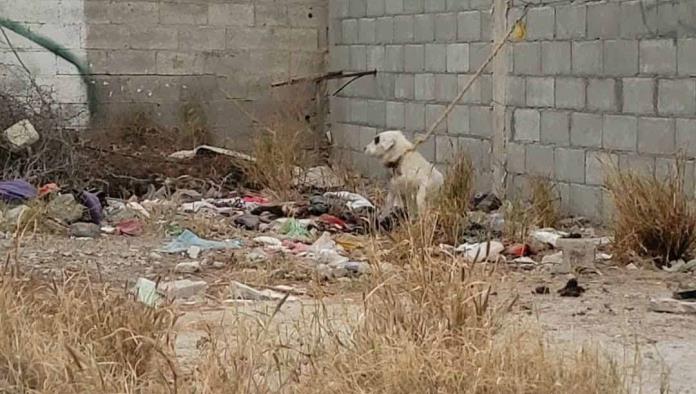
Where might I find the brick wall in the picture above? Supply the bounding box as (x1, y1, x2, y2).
(328, 0, 696, 220)
(1, 0, 328, 151)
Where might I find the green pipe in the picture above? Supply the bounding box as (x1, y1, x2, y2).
(0, 18, 97, 114)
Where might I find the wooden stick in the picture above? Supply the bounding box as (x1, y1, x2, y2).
(410, 6, 530, 151)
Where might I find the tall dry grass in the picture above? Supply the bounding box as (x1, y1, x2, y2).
(605, 160, 696, 267)
(436, 150, 475, 245)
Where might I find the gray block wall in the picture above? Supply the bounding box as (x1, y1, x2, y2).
(329, 0, 696, 220)
(1, 0, 328, 151)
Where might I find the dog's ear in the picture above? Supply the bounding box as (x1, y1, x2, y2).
(378, 135, 395, 151)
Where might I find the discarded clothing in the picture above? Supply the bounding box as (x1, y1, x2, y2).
(157, 229, 242, 254)
(79, 191, 103, 224)
(0, 180, 36, 202)
(116, 219, 144, 236)
(324, 191, 374, 211)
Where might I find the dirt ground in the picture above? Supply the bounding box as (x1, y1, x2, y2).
(3, 230, 695, 393)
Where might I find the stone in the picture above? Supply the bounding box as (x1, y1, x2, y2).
(4, 119, 39, 150)
(556, 238, 597, 271)
(187, 246, 201, 259)
(649, 298, 696, 314)
(47, 194, 84, 224)
(160, 279, 207, 299)
(246, 249, 268, 263)
(175, 261, 201, 273)
(69, 222, 101, 238)
(234, 214, 260, 230)
(4, 204, 29, 223)
(336, 261, 372, 276)
(542, 251, 563, 265)
(253, 236, 282, 247)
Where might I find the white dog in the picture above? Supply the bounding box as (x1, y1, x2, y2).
(364, 130, 444, 216)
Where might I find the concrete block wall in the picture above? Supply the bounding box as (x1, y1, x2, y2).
(329, 0, 696, 219)
(0, 0, 89, 127)
(0, 0, 328, 151)
(328, 0, 495, 189)
(506, 0, 696, 219)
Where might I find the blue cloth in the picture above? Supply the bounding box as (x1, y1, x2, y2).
(157, 229, 242, 254)
(0, 180, 36, 202)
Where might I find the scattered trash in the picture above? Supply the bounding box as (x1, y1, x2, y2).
(324, 191, 374, 211)
(187, 246, 202, 259)
(127, 201, 150, 218)
(37, 183, 59, 198)
(175, 261, 201, 273)
(79, 191, 103, 224)
(473, 192, 501, 212)
(0, 180, 37, 203)
(234, 214, 260, 231)
(307, 232, 349, 265)
(101, 225, 116, 234)
(308, 195, 329, 215)
(229, 281, 297, 301)
(279, 218, 312, 241)
(626, 263, 638, 270)
(335, 261, 371, 276)
(246, 249, 268, 263)
(318, 214, 348, 232)
(507, 243, 530, 257)
(664, 259, 696, 273)
(511, 257, 536, 269)
(157, 229, 241, 254)
(160, 279, 208, 299)
(558, 278, 585, 297)
(292, 165, 343, 189)
(134, 278, 162, 307)
(69, 222, 101, 238)
(169, 145, 255, 162)
(47, 194, 83, 224)
(4, 119, 39, 149)
(649, 298, 696, 314)
(541, 251, 563, 265)
(531, 229, 569, 248)
(115, 219, 144, 236)
(533, 286, 550, 295)
(456, 241, 504, 263)
(673, 288, 696, 300)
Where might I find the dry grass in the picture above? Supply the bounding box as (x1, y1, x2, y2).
(605, 160, 696, 267)
(0, 274, 177, 393)
(530, 177, 560, 228)
(435, 150, 474, 245)
(503, 197, 532, 243)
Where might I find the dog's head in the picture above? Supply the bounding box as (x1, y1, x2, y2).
(364, 130, 413, 165)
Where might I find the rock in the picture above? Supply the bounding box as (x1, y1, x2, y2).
(229, 281, 296, 301)
(558, 278, 585, 297)
(187, 246, 202, 259)
(541, 251, 563, 265)
(212, 261, 225, 269)
(4, 119, 39, 149)
(234, 214, 260, 230)
(246, 249, 268, 263)
(149, 252, 163, 260)
(336, 261, 371, 276)
(47, 194, 84, 224)
(5, 204, 29, 223)
(69, 222, 101, 238)
(160, 279, 208, 299)
(254, 236, 282, 247)
(175, 261, 201, 273)
(649, 298, 696, 314)
(556, 238, 596, 271)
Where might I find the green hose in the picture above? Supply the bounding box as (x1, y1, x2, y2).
(0, 18, 97, 114)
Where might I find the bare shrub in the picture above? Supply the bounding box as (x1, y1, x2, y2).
(0, 90, 82, 185)
(605, 160, 696, 267)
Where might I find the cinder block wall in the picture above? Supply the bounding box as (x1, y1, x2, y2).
(1, 0, 328, 151)
(328, 0, 495, 188)
(328, 0, 696, 219)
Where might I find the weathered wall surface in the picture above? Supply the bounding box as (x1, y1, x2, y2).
(328, 0, 495, 188)
(0, 0, 89, 127)
(0, 0, 328, 150)
(328, 0, 696, 219)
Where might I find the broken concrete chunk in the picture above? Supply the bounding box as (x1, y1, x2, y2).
(69, 222, 101, 238)
(47, 194, 84, 224)
(175, 261, 201, 274)
(187, 246, 201, 259)
(4, 119, 39, 149)
(134, 278, 162, 307)
(229, 281, 297, 301)
(649, 298, 696, 314)
(556, 238, 596, 271)
(160, 279, 207, 299)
